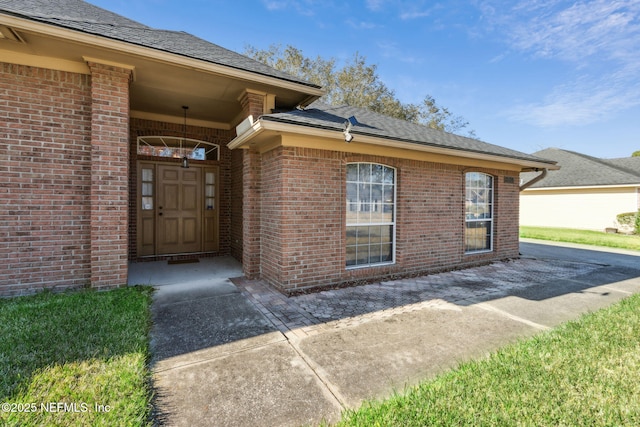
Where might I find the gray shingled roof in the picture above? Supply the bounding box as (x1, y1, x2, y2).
(0, 0, 320, 89)
(262, 102, 556, 164)
(521, 148, 640, 188)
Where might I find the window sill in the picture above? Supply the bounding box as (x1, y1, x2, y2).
(346, 261, 395, 270)
(464, 249, 494, 255)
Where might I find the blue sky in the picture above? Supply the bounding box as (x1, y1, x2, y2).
(87, 0, 640, 159)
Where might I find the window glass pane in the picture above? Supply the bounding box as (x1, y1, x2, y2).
(381, 225, 393, 243)
(347, 164, 358, 182)
(142, 183, 153, 196)
(371, 184, 383, 203)
(359, 183, 371, 203)
(346, 203, 358, 224)
(206, 172, 215, 185)
(346, 246, 357, 266)
(358, 163, 372, 182)
(465, 220, 492, 252)
(137, 137, 220, 161)
(383, 185, 393, 203)
(357, 208, 371, 224)
(356, 245, 370, 265)
(346, 183, 357, 202)
(383, 167, 394, 184)
(372, 164, 384, 182)
(369, 245, 382, 264)
(370, 203, 383, 223)
(383, 204, 394, 223)
(346, 226, 357, 245)
(356, 226, 370, 245)
(142, 168, 153, 181)
(142, 197, 153, 210)
(381, 244, 393, 262)
(369, 226, 382, 244)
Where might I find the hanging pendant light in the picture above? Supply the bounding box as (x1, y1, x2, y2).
(181, 105, 189, 168)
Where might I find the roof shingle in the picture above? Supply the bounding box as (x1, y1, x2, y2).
(263, 102, 555, 164)
(521, 148, 640, 188)
(0, 0, 320, 88)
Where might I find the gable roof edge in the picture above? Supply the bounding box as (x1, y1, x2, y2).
(0, 12, 324, 99)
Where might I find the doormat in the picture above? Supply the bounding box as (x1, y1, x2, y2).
(167, 259, 200, 265)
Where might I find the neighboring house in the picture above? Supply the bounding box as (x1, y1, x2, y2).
(521, 148, 640, 231)
(0, 0, 556, 297)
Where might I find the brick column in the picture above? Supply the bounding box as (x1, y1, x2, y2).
(238, 89, 275, 118)
(242, 149, 261, 279)
(87, 60, 133, 289)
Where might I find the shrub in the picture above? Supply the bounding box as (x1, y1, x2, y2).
(616, 211, 639, 234)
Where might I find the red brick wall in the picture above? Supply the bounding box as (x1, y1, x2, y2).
(230, 149, 244, 261)
(260, 147, 344, 291)
(238, 91, 265, 119)
(0, 63, 92, 296)
(242, 149, 262, 278)
(87, 62, 132, 289)
(247, 146, 521, 293)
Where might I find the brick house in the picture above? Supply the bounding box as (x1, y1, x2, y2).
(0, 0, 556, 296)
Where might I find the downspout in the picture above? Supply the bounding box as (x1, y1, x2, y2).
(519, 168, 548, 191)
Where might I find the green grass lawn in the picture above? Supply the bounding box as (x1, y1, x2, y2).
(0, 287, 153, 427)
(520, 226, 640, 251)
(334, 293, 640, 426)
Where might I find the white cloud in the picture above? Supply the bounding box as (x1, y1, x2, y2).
(365, 0, 438, 20)
(260, 0, 324, 16)
(480, 0, 640, 127)
(376, 41, 423, 64)
(507, 0, 640, 63)
(345, 19, 379, 30)
(366, 0, 387, 12)
(262, 0, 287, 11)
(505, 58, 640, 126)
(399, 9, 431, 20)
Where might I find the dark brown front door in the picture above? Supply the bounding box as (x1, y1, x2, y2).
(157, 165, 202, 254)
(136, 161, 218, 257)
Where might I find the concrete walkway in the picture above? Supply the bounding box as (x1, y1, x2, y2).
(148, 243, 640, 427)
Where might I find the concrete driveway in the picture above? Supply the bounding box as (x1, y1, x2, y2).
(149, 241, 640, 427)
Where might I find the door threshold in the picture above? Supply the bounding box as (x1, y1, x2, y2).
(167, 259, 200, 265)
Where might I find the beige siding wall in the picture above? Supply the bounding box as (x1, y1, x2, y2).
(520, 186, 640, 230)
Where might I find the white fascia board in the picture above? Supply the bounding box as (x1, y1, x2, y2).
(522, 183, 640, 192)
(227, 119, 265, 150)
(230, 119, 558, 171)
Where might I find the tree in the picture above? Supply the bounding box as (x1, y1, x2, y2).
(632, 150, 640, 157)
(245, 44, 475, 137)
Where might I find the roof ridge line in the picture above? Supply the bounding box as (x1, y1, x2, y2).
(564, 150, 640, 178)
(22, 13, 151, 29)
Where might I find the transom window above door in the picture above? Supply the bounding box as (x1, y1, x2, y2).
(137, 136, 220, 161)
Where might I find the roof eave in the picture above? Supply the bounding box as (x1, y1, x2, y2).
(229, 118, 559, 171)
(523, 183, 640, 191)
(0, 12, 325, 98)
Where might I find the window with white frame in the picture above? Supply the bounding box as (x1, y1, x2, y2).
(465, 172, 493, 253)
(346, 163, 396, 267)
